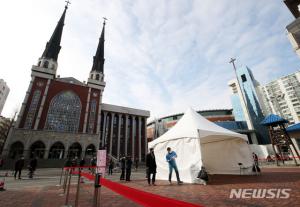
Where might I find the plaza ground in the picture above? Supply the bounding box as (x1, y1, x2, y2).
(0, 167, 299, 207)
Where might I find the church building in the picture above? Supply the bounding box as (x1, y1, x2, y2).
(2, 5, 150, 164)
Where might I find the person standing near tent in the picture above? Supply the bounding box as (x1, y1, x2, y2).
(197, 166, 208, 185)
(166, 147, 183, 185)
(146, 148, 157, 186)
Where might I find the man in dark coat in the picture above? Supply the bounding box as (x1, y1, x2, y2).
(120, 156, 126, 180)
(108, 159, 114, 175)
(28, 157, 37, 178)
(146, 148, 157, 186)
(125, 156, 133, 181)
(14, 156, 25, 179)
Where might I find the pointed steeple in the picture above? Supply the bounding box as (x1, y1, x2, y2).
(41, 5, 68, 61)
(91, 19, 106, 73)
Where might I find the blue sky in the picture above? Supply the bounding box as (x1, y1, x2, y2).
(0, 0, 300, 120)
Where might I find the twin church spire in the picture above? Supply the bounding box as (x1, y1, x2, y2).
(41, 5, 67, 61)
(91, 19, 106, 73)
(40, 3, 106, 74)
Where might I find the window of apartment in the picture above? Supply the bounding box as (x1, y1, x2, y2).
(241, 74, 247, 82)
(293, 103, 300, 106)
(291, 99, 298, 102)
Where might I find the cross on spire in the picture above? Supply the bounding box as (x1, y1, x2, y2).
(229, 57, 237, 71)
(65, 0, 71, 8)
(103, 17, 107, 25)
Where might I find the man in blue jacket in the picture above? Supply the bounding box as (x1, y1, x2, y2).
(166, 147, 183, 184)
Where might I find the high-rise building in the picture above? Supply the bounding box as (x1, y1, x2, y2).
(284, 0, 300, 57)
(228, 66, 269, 144)
(260, 70, 300, 124)
(0, 79, 10, 115)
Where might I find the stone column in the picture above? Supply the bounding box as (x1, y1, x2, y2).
(138, 116, 142, 162)
(101, 112, 107, 148)
(144, 117, 148, 160)
(96, 91, 103, 134)
(81, 142, 87, 159)
(83, 88, 92, 133)
(109, 113, 114, 155)
(43, 140, 51, 159)
(131, 116, 135, 159)
(34, 79, 51, 130)
(124, 115, 128, 156)
(24, 137, 32, 159)
(64, 141, 70, 159)
(117, 114, 122, 159)
(16, 76, 36, 128)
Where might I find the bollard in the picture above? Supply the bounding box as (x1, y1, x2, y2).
(93, 173, 102, 207)
(65, 168, 72, 206)
(75, 168, 81, 207)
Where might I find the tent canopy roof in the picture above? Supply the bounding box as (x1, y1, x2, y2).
(149, 107, 248, 147)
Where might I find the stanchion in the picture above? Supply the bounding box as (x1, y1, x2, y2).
(63, 169, 69, 194)
(58, 167, 64, 186)
(65, 168, 72, 206)
(75, 168, 81, 207)
(93, 173, 102, 207)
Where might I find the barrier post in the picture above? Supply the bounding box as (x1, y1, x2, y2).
(63, 169, 69, 194)
(93, 173, 102, 207)
(58, 167, 64, 186)
(75, 167, 81, 207)
(65, 168, 72, 206)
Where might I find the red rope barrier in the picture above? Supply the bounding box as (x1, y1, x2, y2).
(73, 171, 203, 207)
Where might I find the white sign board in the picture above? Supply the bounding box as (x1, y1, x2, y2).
(96, 150, 107, 176)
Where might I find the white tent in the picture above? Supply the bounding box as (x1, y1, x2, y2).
(148, 108, 254, 183)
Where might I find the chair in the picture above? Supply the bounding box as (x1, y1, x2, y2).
(238, 163, 248, 175)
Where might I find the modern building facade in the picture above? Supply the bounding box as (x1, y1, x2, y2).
(228, 66, 269, 144)
(147, 109, 256, 144)
(260, 70, 300, 124)
(0, 79, 10, 115)
(2, 5, 150, 164)
(284, 0, 300, 58)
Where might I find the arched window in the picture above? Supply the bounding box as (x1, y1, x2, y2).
(48, 142, 65, 159)
(38, 61, 41, 67)
(96, 74, 100, 80)
(88, 99, 97, 133)
(45, 91, 81, 132)
(85, 144, 96, 157)
(68, 142, 82, 158)
(30, 141, 46, 159)
(43, 61, 49, 68)
(24, 90, 41, 129)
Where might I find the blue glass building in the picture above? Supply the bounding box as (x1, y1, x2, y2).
(230, 66, 270, 144)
